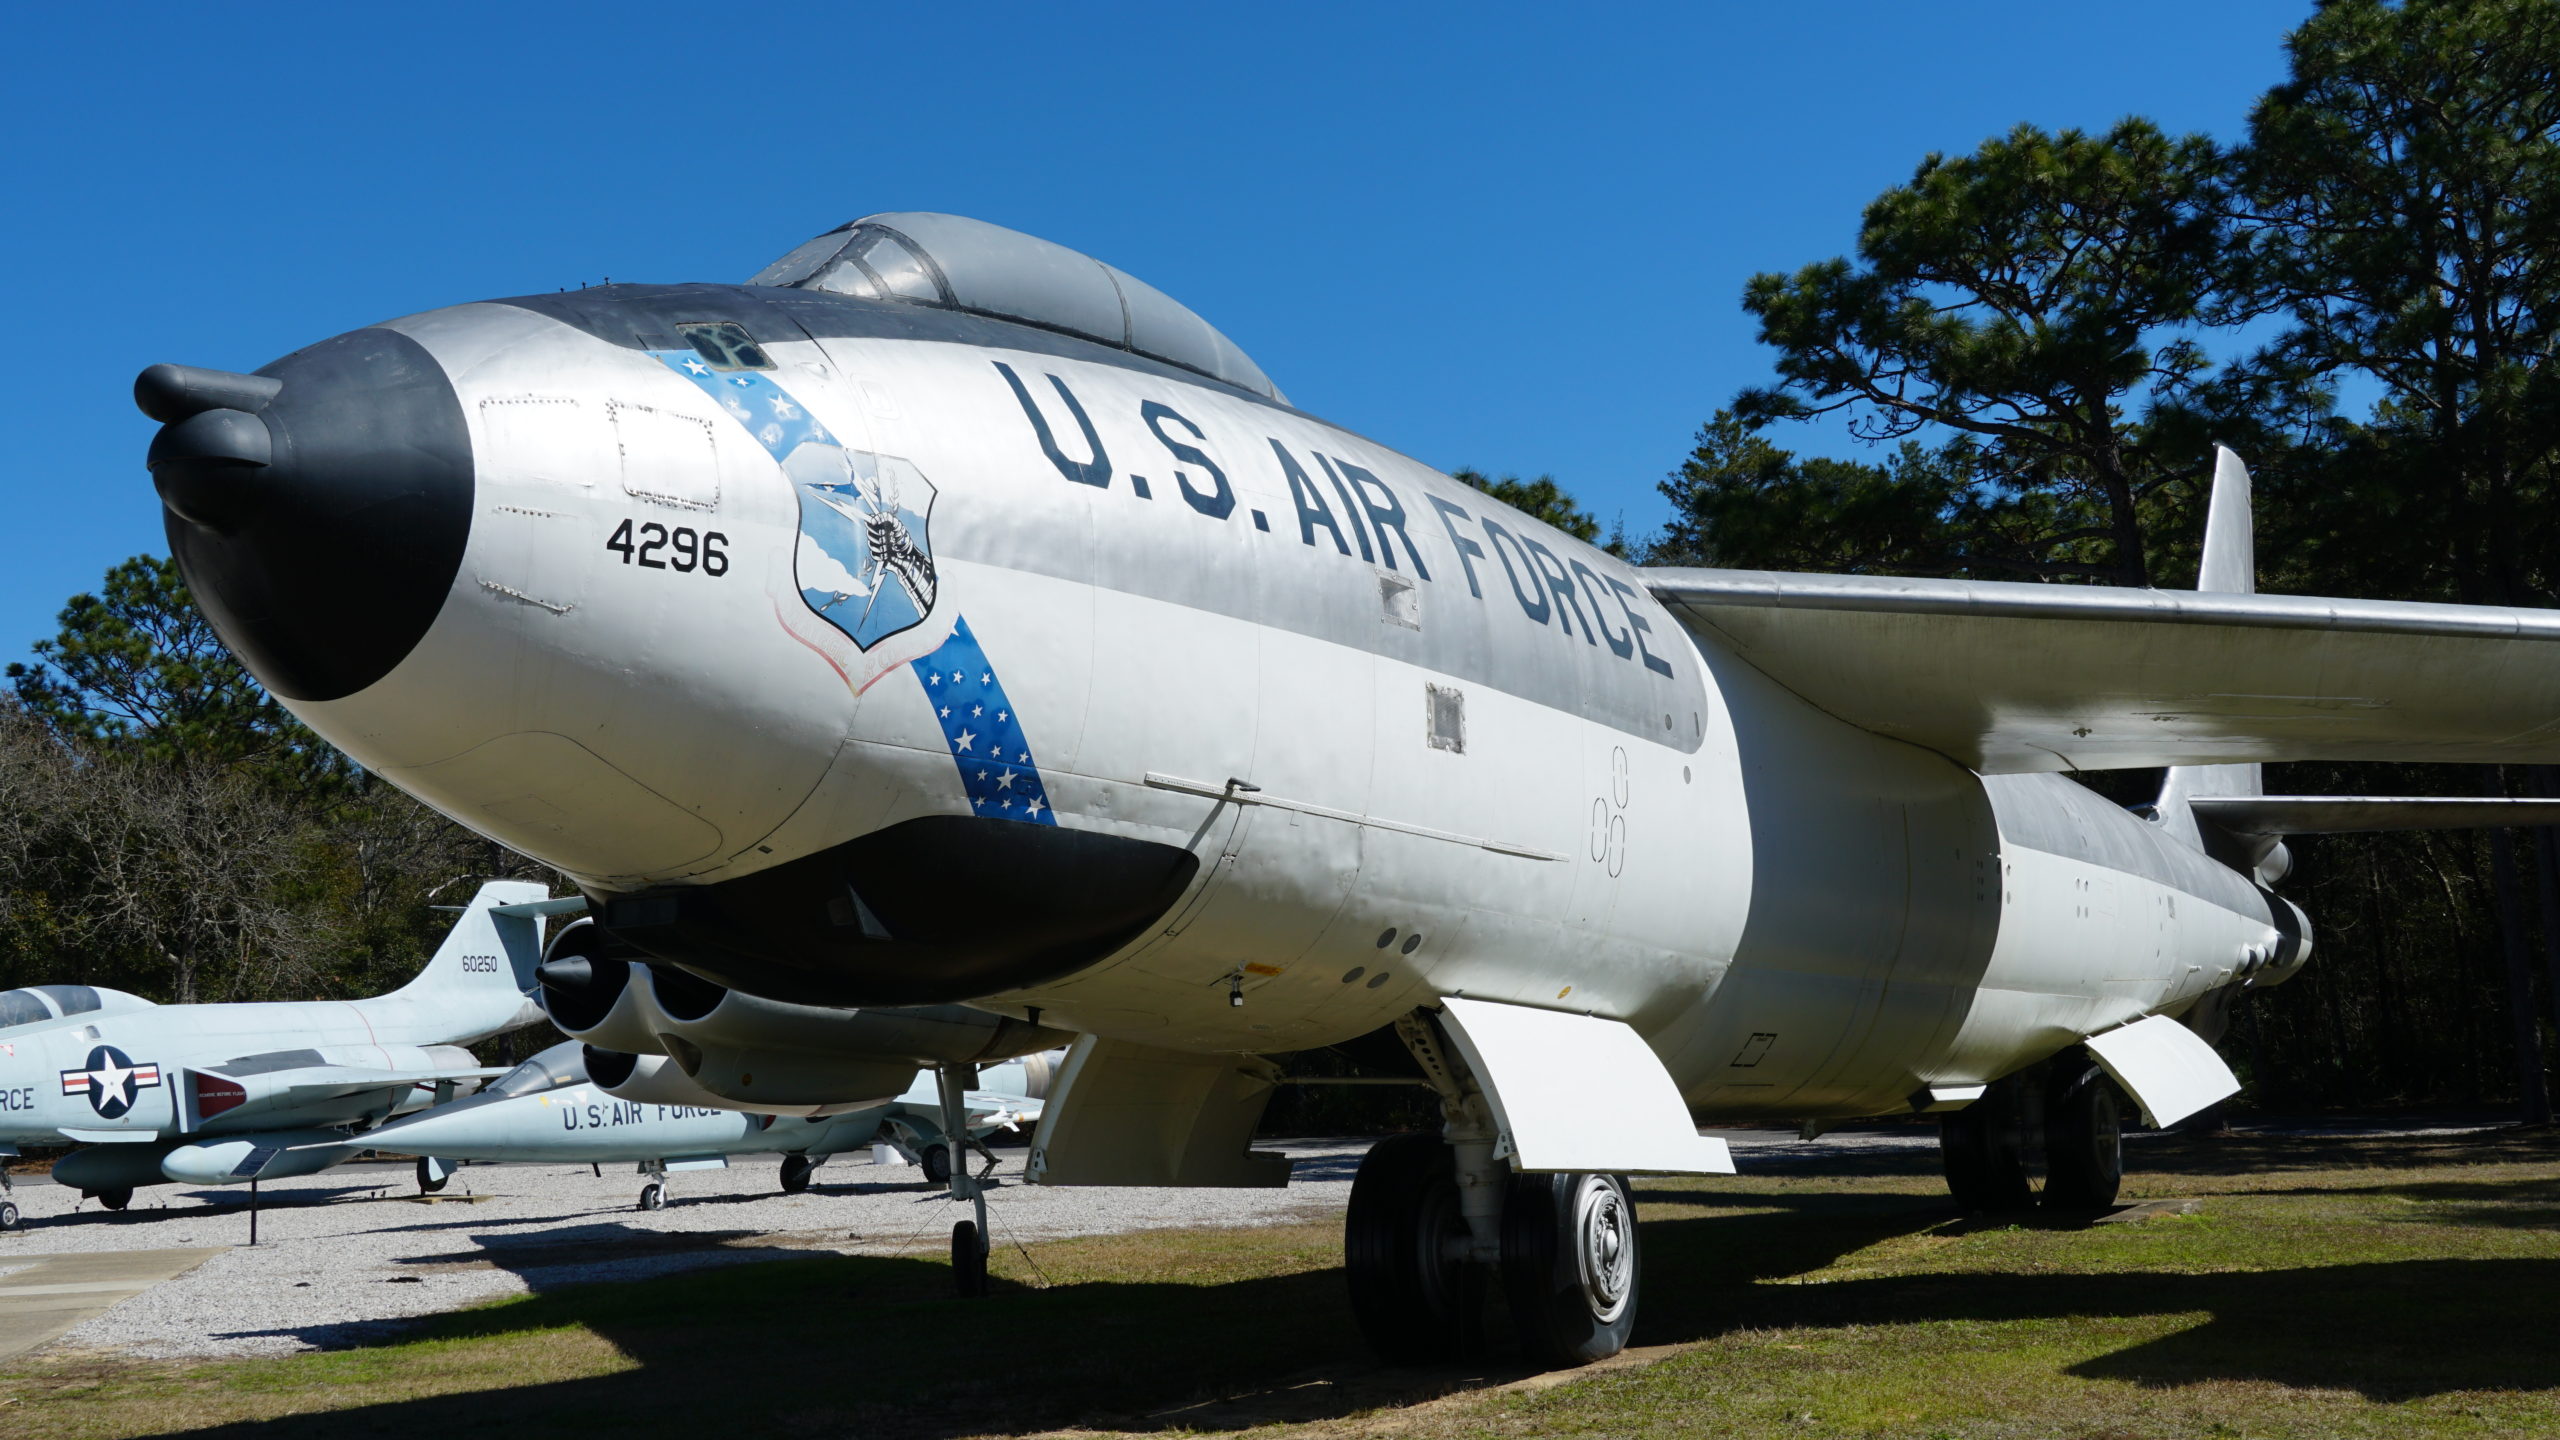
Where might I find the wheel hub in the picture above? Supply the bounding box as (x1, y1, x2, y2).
(1572, 1176, 1634, 1324)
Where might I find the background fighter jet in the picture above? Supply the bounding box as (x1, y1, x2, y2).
(347, 1041, 1055, 1209)
(0, 881, 554, 1226)
(135, 212, 2560, 1364)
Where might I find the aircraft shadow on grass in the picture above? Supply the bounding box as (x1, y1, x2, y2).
(146, 1171, 2560, 1440)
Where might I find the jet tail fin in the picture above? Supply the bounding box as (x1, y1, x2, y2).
(393, 880, 555, 1009)
(2155, 445, 2266, 861)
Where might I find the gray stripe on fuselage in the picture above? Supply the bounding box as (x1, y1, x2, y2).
(487, 286, 1709, 753)
(494, 285, 1300, 414)
(1986, 773, 2272, 918)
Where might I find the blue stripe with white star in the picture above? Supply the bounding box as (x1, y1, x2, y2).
(909, 617, 1057, 825)
(648, 351, 836, 458)
(646, 351, 1051, 822)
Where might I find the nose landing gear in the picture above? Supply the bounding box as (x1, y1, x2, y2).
(779, 1153, 820, 1194)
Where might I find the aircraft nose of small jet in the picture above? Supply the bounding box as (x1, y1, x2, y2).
(138, 327, 474, 703)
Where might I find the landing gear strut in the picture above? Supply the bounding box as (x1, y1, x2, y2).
(0, 1166, 17, 1230)
(937, 1064, 991, 1297)
(1939, 1050, 2124, 1211)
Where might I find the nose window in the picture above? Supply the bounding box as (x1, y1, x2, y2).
(677, 321, 774, 372)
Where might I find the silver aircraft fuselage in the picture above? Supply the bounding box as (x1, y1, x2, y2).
(148, 277, 2302, 1125)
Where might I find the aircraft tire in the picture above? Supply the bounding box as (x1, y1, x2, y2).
(637, 1181, 667, 1211)
(920, 1143, 953, 1186)
(1344, 1132, 1482, 1365)
(1940, 1077, 2036, 1211)
(96, 1187, 133, 1213)
(1501, 1171, 1639, 1368)
(416, 1159, 448, 1194)
(780, 1154, 817, 1193)
(2041, 1055, 2124, 1211)
(0, 1200, 18, 1230)
(952, 1220, 988, 1296)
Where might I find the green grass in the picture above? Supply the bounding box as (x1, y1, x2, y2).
(3, 1125, 2558, 1438)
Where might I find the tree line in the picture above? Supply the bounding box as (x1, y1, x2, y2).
(0, 558, 554, 1010)
(8, 0, 2556, 1116)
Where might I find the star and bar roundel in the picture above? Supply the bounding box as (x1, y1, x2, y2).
(60, 1044, 162, 1119)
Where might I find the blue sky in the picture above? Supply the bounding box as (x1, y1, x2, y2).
(3, 2, 2308, 663)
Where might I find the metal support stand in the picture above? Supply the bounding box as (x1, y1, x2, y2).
(248, 1177, 260, 1247)
(937, 1063, 990, 1294)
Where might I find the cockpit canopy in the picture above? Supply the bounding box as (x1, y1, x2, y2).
(0, 983, 153, 1032)
(748, 212, 1284, 404)
(487, 1040, 589, 1099)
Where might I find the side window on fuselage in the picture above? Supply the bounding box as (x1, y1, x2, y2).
(677, 321, 775, 372)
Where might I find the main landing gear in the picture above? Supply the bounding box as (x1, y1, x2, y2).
(1346, 1015, 1644, 1369)
(1345, 1135, 1641, 1368)
(1940, 1048, 2125, 1212)
(0, 1166, 17, 1230)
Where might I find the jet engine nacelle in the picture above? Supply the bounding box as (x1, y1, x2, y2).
(2256, 895, 2315, 987)
(534, 920, 660, 1053)
(539, 918, 1074, 1106)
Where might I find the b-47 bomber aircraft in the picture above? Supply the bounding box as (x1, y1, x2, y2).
(351, 1040, 1055, 1210)
(137, 212, 2560, 1366)
(0, 881, 556, 1227)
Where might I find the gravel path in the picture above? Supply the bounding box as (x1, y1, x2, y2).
(0, 1142, 1367, 1359)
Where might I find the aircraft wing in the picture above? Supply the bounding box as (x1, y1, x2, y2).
(1647, 569, 2560, 774)
(246, 1065, 509, 1103)
(968, 1091, 1044, 1131)
(2189, 797, 2560, 834)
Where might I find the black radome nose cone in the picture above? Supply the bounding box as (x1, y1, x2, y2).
(140, 328, 474, 703)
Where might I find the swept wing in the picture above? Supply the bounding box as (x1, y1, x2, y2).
(1648, 569, 2560, 774)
